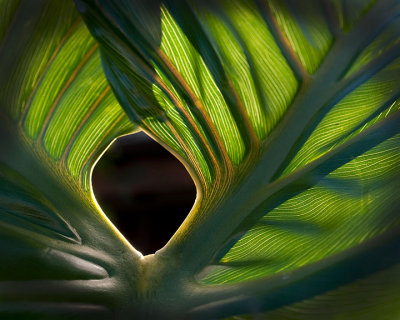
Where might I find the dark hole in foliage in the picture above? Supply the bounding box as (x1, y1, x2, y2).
(92, 132, 196, 255)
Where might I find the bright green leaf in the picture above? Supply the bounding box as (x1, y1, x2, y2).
(1, 0, 400, 318)
(0, 1, 142, 317)
(78, 0, 400, 318)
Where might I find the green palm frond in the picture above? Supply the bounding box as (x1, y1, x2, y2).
(1, 0, 399, 318)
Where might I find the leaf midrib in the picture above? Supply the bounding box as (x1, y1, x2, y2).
(155, 0, 400, 280)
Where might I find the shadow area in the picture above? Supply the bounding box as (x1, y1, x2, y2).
(92, 131, 196, 255)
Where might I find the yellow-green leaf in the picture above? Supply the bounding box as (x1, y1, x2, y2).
(78, 0, 400, 318)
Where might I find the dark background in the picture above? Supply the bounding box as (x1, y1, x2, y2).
(92, 132, 196, 255)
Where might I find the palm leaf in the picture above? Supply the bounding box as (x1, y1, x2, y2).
(0, 1, 142, 318)
(77, 0, 400, 318)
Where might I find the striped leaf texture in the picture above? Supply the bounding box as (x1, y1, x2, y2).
(77, 0, 400, 318)
(0, 1, 143, 318)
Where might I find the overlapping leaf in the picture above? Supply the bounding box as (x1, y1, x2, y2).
(78, 0, 400, 318)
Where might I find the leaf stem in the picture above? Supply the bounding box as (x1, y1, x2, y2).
(185, 227, 400, 319)
(159, 0, 400, 279)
